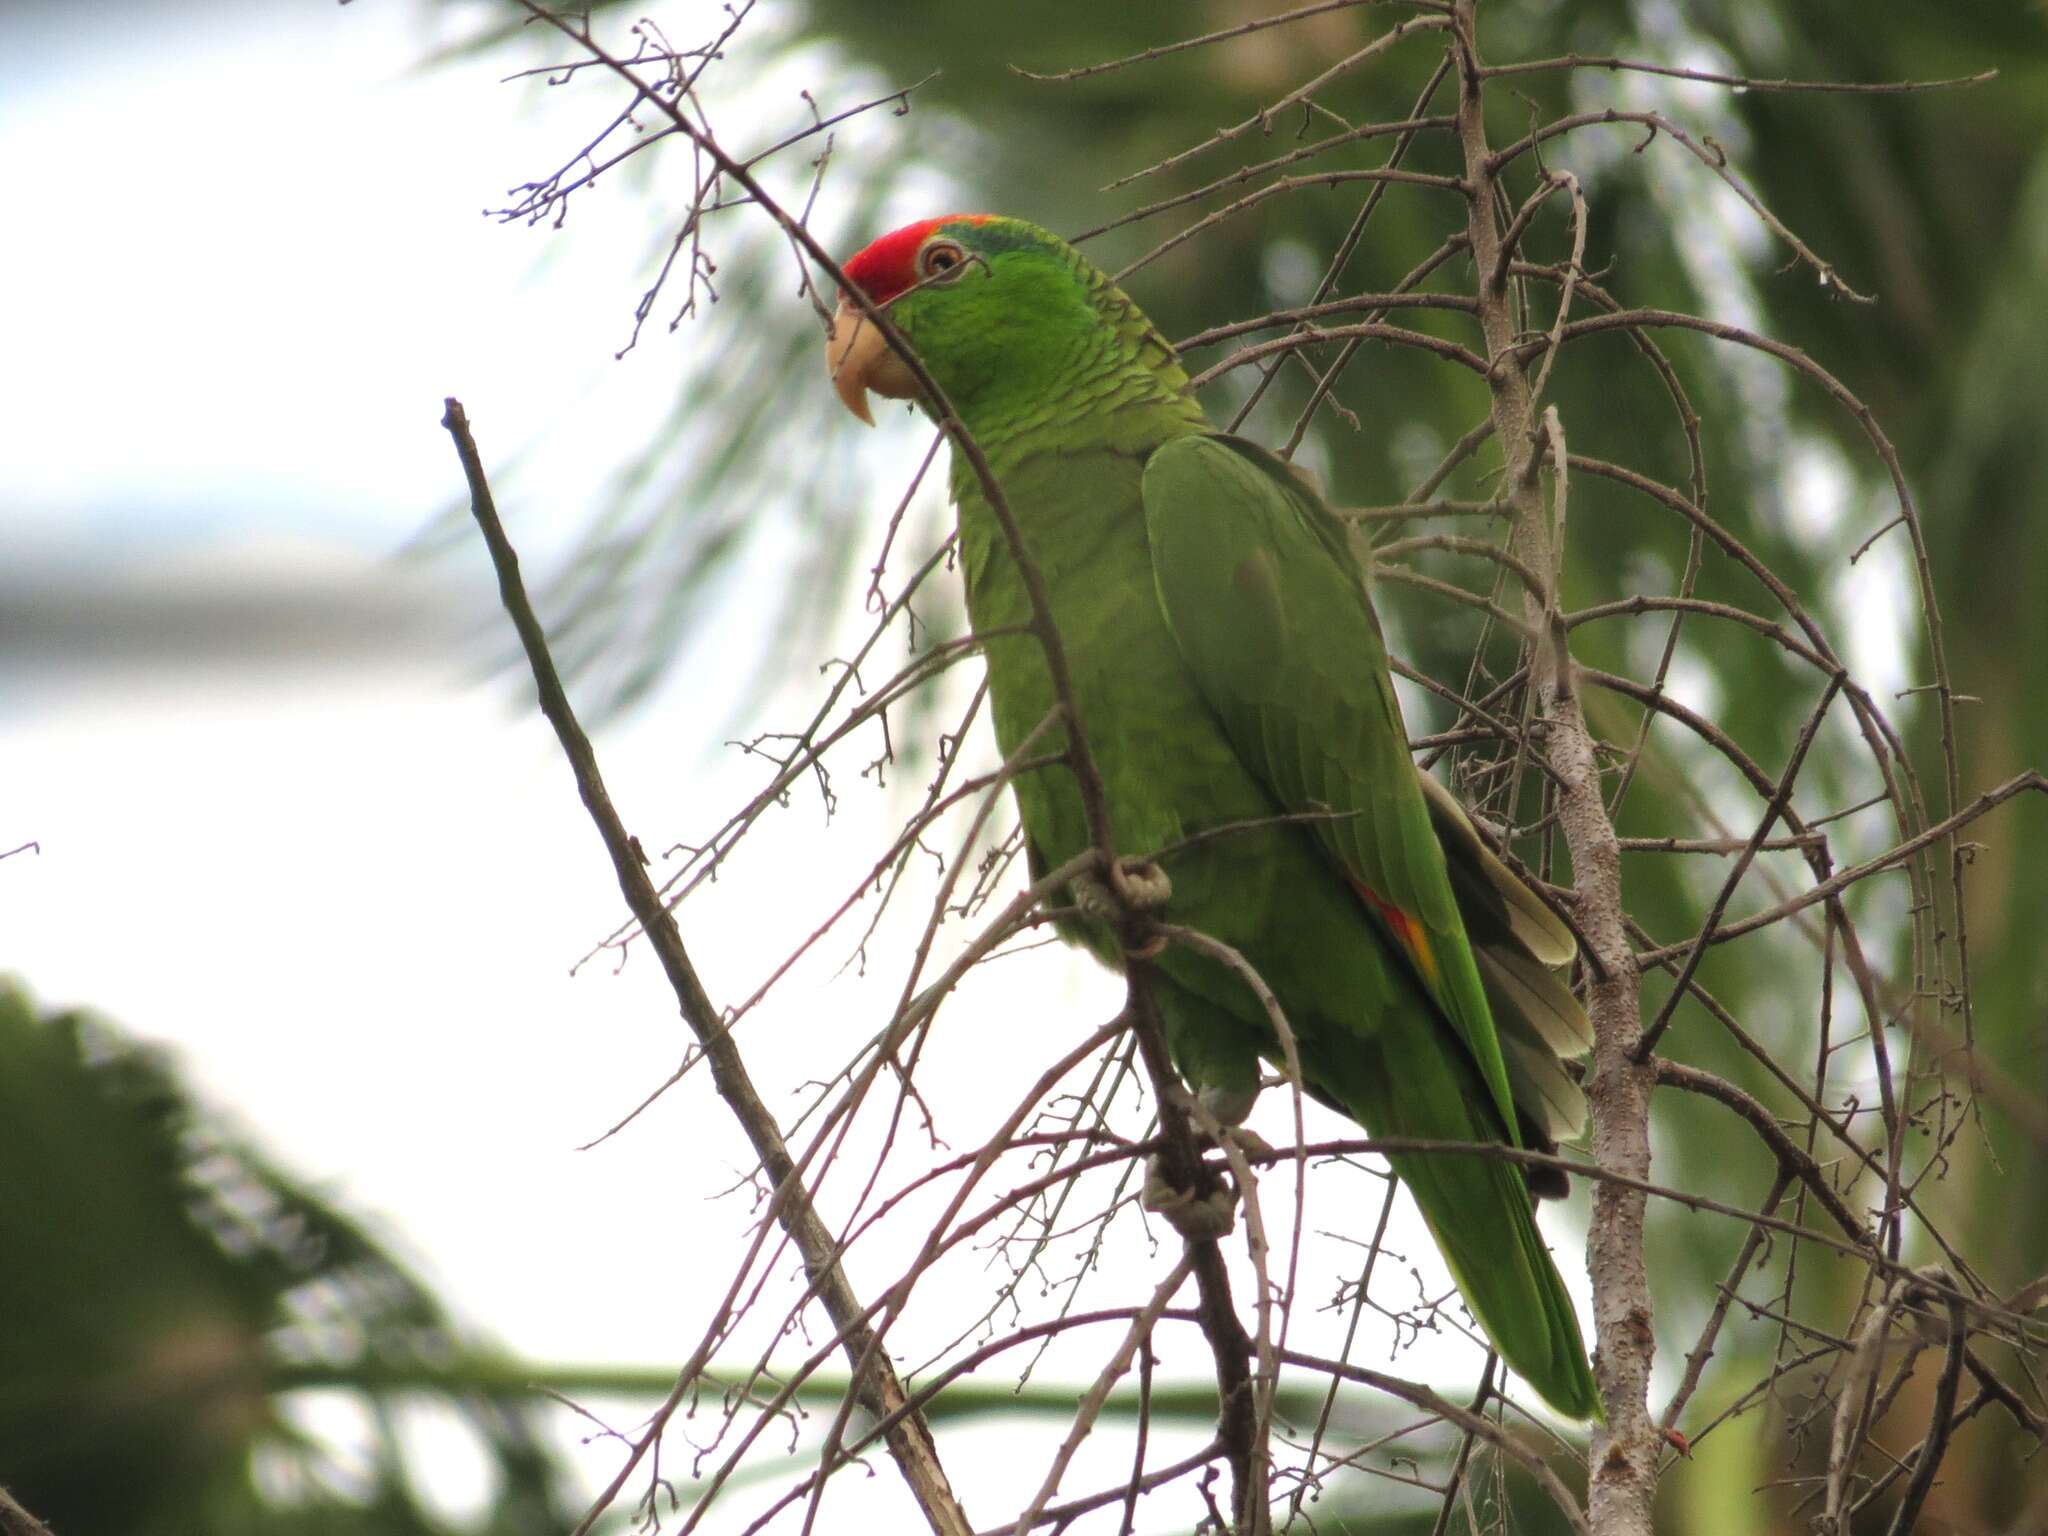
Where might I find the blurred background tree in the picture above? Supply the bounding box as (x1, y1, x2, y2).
(0, 983, 579, 1535)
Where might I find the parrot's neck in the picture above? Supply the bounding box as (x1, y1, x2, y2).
(937, 273, 1210, 480)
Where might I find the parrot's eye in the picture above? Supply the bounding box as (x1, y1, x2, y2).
(919, 240, 968, 281)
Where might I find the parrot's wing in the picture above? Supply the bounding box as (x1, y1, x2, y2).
(1416, 773, 1575, 969)
(1419, 774, 1590, 1143)
(1140, 432, 1518, 1139)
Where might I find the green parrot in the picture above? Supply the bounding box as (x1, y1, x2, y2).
(826, 215, 1599, 1419)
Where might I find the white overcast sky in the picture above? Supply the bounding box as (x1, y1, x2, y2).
(0, 0, 1000, 1520)
(9, 2, 1897, 1529)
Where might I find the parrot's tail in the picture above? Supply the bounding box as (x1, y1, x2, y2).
(1313, 1010, 1599, 1419)
(1393, 1142, 1602, 1421)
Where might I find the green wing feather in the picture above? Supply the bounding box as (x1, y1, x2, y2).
(1140, 433, 1518, 1133)
(1420, 775, 1592, 1145)
(1141, 432, 1599, 1419)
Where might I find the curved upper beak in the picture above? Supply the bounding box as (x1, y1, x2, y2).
(825, 296, 918, 426)
(826, 297, 879, 425)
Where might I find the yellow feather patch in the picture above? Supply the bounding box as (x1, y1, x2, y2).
(1350, 877, 1439, 985)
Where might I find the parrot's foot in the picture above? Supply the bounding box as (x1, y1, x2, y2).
(1109, 855, 1173, 912)
(1069, 871, 1116, 925)
(1142, 1153, 1238, 1242)
(1223, 1125, 1277, 1162)
(1196, 1081, 1260, 1130)
(1071, 857, 1175, 958)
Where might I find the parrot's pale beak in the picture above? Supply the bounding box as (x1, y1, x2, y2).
(826, 296, 919, 426)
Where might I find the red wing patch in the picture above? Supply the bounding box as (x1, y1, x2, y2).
(1348, 876, 1439, 986)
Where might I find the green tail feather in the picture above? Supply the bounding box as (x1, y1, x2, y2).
(1392, 1144, 1601, 1420)
(1319, 1027, 1600, 1420)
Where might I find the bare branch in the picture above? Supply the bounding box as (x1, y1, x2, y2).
(443, 398, 971, 1536)
(1015, 0, 1449, 84)
(1480, 54, 1996, 95)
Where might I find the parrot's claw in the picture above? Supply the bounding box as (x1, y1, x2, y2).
(1142, 1153, 1238, 1242)
(1225, 1125, 1277, 1161)
(1071, 857, 1174, 958)
(1109, 855, 1173, 913)
(1069, 871, 1118, 924)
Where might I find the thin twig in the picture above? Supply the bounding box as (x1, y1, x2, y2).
(1015, 0, 1448, 83)
(1883, 1273, 1967, 1536)
(1480, 55, 1995, 94)
(1634, 673, 1843, 1059)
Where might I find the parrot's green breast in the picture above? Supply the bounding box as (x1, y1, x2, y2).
(960, 445, 1249, 889)
(956, 442, 1441, 1101)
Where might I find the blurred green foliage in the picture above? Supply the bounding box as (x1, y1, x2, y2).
(0, 984, 580, 1535)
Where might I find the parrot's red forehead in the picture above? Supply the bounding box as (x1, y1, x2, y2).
(841, 214, 994, 302)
